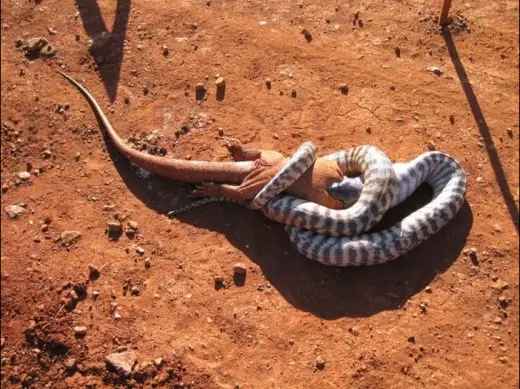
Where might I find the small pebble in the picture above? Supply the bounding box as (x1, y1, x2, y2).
(498, 295, 509, 308)
(64, 358, 77, 371)
(5, 204, 26, 219)
(73, 326, 87, 337)
(92, 291, 100, 299)
(301, 29, 312, 42)
(427, 66, 443, 76)
(265, 77, 272, 89)
(291, 90, 297, 98)
(315, 355, 325, 370)
(154, 357, 163, 367)
(493, 317, 503, 325)
(17, 171, 31, 181)
(233, 263, 247, 275)
(215, 77, 225, 87)
(107, 221, 123, 234)
(127, 220, 138, 230)
(395, 47, 401, 57)
(424, 286, 432, 293)
(75, 152, 81, 161)
(338, 83, 349, 95)
(114, 311, 122, 320)
(136, 247, 145, 255)
(427, 140, 436, 151)
(42, 149, 52, 159)
(476, 176, 484, 183)
(506, 128, 513, 138)
(88, 264, 101, 279)
(144, 257, 151, 268)
(419, 303, 427, 313)
(498, 356, 509, 364)
(130, 286, 140, 296)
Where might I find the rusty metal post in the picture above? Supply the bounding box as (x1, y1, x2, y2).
(439, 0, 452, 25)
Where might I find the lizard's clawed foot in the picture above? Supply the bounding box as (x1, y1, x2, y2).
(221, 137, 244, 151)
(189, 182, 222, 198)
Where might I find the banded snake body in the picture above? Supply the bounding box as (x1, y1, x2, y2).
(169, 142, 468, 266)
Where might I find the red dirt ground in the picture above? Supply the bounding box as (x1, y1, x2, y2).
(1, 0, 519, 388)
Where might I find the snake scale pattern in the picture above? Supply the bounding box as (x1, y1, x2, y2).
(170, 142, 467, 266)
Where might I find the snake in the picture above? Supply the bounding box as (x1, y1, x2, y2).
(170, 143, 467, 266)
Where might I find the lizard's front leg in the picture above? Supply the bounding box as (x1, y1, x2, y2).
(189, 182, 253, 201)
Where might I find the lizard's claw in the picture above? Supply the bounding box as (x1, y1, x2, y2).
(221, 137, 243, 150)
(189, 182, 222, 198)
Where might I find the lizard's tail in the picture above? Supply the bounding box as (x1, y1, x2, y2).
(167, 197, 247, 217)
(57, 70, 253, 184)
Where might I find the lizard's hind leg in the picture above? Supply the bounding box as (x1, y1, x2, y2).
(222, 137, 284, 164)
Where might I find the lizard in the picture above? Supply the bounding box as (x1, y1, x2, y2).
(57, 70, 346, 209)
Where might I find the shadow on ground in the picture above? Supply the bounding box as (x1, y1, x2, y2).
(76, 0, 131, 102)
(100, 134, 473, 319)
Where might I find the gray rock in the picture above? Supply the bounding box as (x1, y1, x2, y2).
(105, 351, 136, 377)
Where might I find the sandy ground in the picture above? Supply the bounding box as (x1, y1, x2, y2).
(1, 0, 519, 388)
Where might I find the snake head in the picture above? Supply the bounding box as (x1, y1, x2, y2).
(327, 177, 364, 207)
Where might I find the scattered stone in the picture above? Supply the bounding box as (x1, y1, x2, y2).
(59, 230, 82, 247)
(419, 303, 427, 313)
(395, 47, 401, 57)
(73, 326, 88, 337)
(136, 247, 145, 255)
(195, 83, 206, 100)
(130, 286, 140, 296)
(114, 311, 122, 320)
(506, 128, 513, 138)
(291, 89, 297, 98)
(468, 247, 479, 265)
(64, 358, 77, 371)
(162, 44, 169, 56)
(41, 223, 49, 232)
(427, 140, 436, 151)
(424, 286, 432, 293)
(153, 357, 163, 367)
(408, 336, 416, 343)
(449, 115, 455, 124)
(105, 351, 136, 377)
(2, 183, 9, 193)
(214, 276, 226, 290)
(127, 220, 138, 230)
(493, 224, 503, 233)
(427, 66, 443, 76)
(17, 171, 31, 181)
(338, 83, 349, 95)
(491, 279, 508, 291)
(107, 221, 123, 238)
(89, 264, 101, 279)
(144, 257, 151, 268)
(315, 355, 325, 370)
(498, 356, 509, 364)
(75, 152, 81, 161)
(476, 176, 484, 183)
(301, 29, 312, 42)
(92, 291, 100, 299)
(265, 77, 272, 89)
(48, 27, 57, 35)
(233, 263, 247, 275)
(5, 204, 26, 219)
(348, 327, 359, 336)
(89, 31, 111, 55)
(42, 149, 52, 159)
(215, 77, 225, 87)
(493, 317, 503, 325)
(23, 37, 49, 58)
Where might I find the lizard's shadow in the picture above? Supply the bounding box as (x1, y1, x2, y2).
(104, 138, 473, 319)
